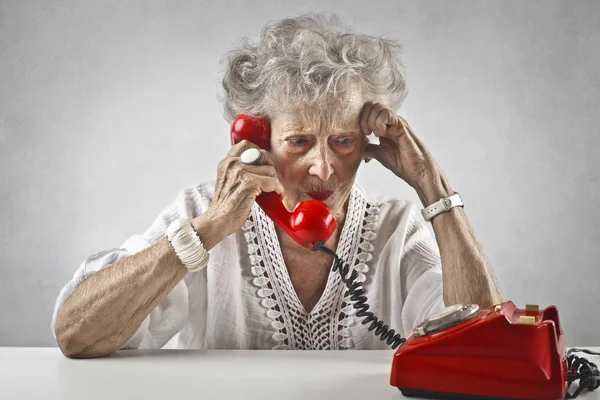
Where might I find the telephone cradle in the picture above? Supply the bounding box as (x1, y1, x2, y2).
(390, 301, 599, 399)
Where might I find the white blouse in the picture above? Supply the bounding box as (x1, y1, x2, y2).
(51, 181, 446, 350)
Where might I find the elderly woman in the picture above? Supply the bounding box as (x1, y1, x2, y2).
(52, 14, 503, 357)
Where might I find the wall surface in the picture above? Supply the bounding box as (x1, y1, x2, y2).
(1, 0, 599, 347)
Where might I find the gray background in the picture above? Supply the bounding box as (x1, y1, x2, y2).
(1, 0, 599, 347)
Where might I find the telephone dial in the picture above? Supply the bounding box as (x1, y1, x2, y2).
(230, 114, 599, 399)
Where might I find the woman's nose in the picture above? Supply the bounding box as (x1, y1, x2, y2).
(308, 147, 334, 180)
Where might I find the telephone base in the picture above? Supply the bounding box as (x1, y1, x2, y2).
(390, 301, 568, 399)
(399, 388, 529, 400)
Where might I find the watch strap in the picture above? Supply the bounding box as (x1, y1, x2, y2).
(421, 192, 463, 221)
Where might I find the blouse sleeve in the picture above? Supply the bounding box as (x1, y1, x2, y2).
(51, 184, 212, 350)
(399, 206, 447, 338)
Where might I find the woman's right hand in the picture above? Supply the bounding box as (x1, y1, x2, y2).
(194, 140, 284, 242)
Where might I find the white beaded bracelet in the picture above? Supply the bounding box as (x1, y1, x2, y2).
(166, 219, 210, 272)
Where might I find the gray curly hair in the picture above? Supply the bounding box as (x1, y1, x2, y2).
(219, 13, 407, 131)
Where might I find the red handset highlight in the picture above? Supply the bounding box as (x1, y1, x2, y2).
(230, 114, 336, 249)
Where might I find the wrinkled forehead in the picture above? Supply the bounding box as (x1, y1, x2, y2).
(269, 84, 365, 134)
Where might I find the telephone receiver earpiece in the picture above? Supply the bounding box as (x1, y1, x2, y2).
(230, 114, 336, 249)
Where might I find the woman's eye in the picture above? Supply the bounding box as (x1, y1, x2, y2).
(288, 138, 308, 146)
(334, 138, 354, 146)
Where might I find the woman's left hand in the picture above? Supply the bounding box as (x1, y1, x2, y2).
(360, 101, 440, 189)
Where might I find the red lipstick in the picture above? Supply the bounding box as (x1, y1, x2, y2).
(307, 191, 334, 200)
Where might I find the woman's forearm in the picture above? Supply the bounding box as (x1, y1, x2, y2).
(54, 214, 220, 358)
(54, 237, 188, 358)
(414, 170, 505, 308)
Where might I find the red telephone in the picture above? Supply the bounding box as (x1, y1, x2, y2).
(390, 301, 600, 399)
(230, 114, 336, 249)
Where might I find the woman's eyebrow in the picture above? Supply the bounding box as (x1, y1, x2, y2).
(281, 130, 360, 139)
(331, 130, 360, 135)
(281, 130, 314, 138)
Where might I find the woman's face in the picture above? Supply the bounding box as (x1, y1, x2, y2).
(269, 89, 369, 219)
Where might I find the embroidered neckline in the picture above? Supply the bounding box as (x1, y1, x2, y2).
(243, 185, 380, 349)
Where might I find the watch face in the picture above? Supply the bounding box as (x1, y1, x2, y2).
(414, 304, 480, 337)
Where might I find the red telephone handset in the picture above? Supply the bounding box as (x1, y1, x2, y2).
(230, 114, 336, 249)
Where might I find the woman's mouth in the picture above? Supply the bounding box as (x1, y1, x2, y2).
(306, 191, 334, 200)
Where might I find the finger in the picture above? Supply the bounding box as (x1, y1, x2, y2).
(245, 174, 284, 196)
(239, 164, 277, 177)
(215, 156, 240, 201)
(367, 103, 386, 137)
(247, 148, 276, 167)
(233, 145, 276, 167)
(228, 140, 261, 157)
(374, 109, 395, 137)
(359, 102, 375, 135)
(240, 171, 291, 211)
(221, 156, 277, 195)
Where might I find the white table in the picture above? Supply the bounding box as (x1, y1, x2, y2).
(1, 347, 599, 399)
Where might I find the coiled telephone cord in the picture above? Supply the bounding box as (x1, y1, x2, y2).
(566, 348, 600, 398)
(313, 241, 406, 349)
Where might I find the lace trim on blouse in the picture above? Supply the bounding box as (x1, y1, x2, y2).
(242, 186, 380, 349)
